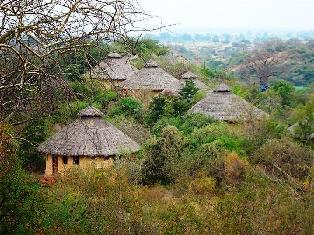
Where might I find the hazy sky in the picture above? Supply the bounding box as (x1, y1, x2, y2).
(138, 0, 314, 32)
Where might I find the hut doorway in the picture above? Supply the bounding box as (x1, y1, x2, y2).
(52, 156, 58, 174)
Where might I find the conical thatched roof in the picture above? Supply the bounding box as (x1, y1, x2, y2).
(189, 83, 268, 122)
(121, 60, 182, 92)
(91, 53, 137, 81)
(181, 71, 198, 79)
(214, 83, 231, 92)
(180, 71, 208, 90)
(38, 107, 140, 157)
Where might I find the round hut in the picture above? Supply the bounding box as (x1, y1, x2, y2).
(38, 106, 140, 175)
(120, 60, 182, 96)
(189, 83, 268, 122)
(181, 71, 208, 90)
(90, 52, 137, 85)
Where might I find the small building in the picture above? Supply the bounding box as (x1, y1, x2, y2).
(38, 107, 140, 175)
(90, 53, 137, 86)
(180, 71, 208, 90)
(189, 83, 268, 122)
(120, 60, 182, 101)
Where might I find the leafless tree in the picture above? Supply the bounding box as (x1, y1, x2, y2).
(0, 0, 158, 122)
(239, 41, 290, 90)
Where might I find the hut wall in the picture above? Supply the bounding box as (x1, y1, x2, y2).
(44, 155, 114, 175)
(57, 156, 74, 174)
(45, 154, 53, 175)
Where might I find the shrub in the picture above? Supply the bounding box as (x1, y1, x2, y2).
(180, 113, 215, 134)
(271, 80, 295, 107)
(289, 94, 314, 143)
(254, 89, 283, 114)
(243, 118, 287, 153)
(224, 152, 249, 186)
(189, 140, 227, 182)
(70, 79, 117, 107)
(151, 116, 182, 136)
(252, 138, 314, 181)
(190, 123, 246, 155)
(18, 118, 53, 171)
(146, 95, 190, 125)
(188, 176, 216, 195)
(141, 126, 186, 185)
(110, 97, 144, 120)
(0, 164, 43, 234)
(215, 172, 314, 234)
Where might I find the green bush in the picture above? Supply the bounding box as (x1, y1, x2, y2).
(146, 95, 191, 125)
(271, 80, 295, 107)
(252, 138, 314, 181)
(289, 94, 314, 143)
(189, 123, 246, 155)
(70, 79, 117, 108)
(0, 163, 43, 234)
(151, 116, 182, 136)
(141, 126, 186, 185)
(180, 113, 215, 134)
(109, 97, 144, 121)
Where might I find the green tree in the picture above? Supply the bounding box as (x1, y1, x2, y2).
(179, 80, 199, 101)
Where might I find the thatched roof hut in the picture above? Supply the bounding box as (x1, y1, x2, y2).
(91, 53, 137, 81)
(180, 71, 207, 90)
(189, 83, 268, 122)
(120, 60, 182, 92)
(38, 107, 140, 157)
(181, 71, 198, 79)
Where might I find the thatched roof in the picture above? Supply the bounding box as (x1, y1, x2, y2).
(189, 83, 268, 122)
(180, 71, 208, 90)
(181, 71, 198, 79)
(38, 107, 140, 157)
(214, 83, 231, 92)
(91, 53, 137, 81)
(120, 60, 182, 92)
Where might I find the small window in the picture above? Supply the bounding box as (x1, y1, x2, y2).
(62, 156, 68, 165)
(73, 156, 79, 165)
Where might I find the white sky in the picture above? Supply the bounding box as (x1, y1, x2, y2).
(137, 0, 314, 32)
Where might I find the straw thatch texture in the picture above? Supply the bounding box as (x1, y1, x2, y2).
(38, 107, 140, 156)
(180, 71, 208, 90)
(91, 53, 137, 81)
(189, 84, 268, 122)
(181, 71, 198, 79)
(121, 61, 182, 92)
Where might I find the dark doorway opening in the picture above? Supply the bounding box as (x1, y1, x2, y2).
(62, 156, 68, 165)
(52, 156, 58, 174)
(73, 156, 80, 165)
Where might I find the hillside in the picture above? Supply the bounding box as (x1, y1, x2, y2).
(0, 1, 314, 233)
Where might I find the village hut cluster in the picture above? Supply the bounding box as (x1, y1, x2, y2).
(39, 53, 269, 176)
